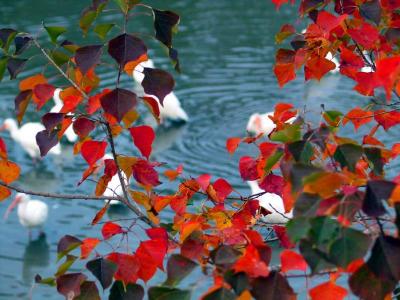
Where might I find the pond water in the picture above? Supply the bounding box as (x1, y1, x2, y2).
(0, 1, 397, 299)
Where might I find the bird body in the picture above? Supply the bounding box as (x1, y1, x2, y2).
(101, 154, 127, 205)
(5, 193, 48, 229)
(50, 88, 77, 143)
(133, 59, 189, 123)
(247, 180, 292, 224)
(1, 118, 61, 158)
(246, 112, 296, 136)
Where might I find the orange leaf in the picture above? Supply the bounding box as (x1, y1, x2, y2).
(0, 186, 11, 201)
(164, 164, 183, 181)
(233, 244, 269, 277)
(124, 53, 148, 75)
(91, 203, 109, 225)
(0, 160, 20, 184)
(280, 249, 307, 273)
(95, 174, 111, 196)
(19, 74, 47, 91)
(180, 221, 202, 242)
(305, 56, 336, 81)
(343, 107, 373, 131)
(226, 137, 241, 155)
(80, 238, 101, 259)
(309, 281, 348, 300)
(274, 63, 296, 87)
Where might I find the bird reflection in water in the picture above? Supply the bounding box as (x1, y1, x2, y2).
(22, 233, 50, 285)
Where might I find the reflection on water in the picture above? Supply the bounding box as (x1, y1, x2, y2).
(22, 233, 50, 285)
(0, 0, 398, 299)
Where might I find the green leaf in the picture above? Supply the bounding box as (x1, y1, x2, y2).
(309, 216, 340, 248)
(50, 50, 70, 66)
(286, 217, 311, 242)
(0, 56, 9, 82)
(55, 255, 77, 276)
(0, 28, 17, 52)
(44, 25, 67, 44)
(114, 0, 140, 14)
(80, 10, 97, 35)
(289, 163, 322, 191)
(293, 193, 321, 218)
(270, 124, 301, 143)
(364, 147, 384, 176)
(299, 239, 336, 274)
(264, 148, 284, 173)
(164, 254, 197, 286)
(94, 23, 115, 40)
(329, 227, 371, 268)
(86, 257, 117, 290)
(323, 110, 343, 127)
(333, 143, 363, 172)
(109, 281, 144, 300)
(288, 140, 313, 163)
(35, 275, 56, 286)
(148, 287, 191, 300)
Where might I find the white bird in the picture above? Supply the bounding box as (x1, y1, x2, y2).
(1, 118, 61, 159)
(101, 153, 128, 205)
(50, 88, 78, 143)
(132, 59, 189, 123)
(246, 112, 296, 136)
(4, 193, 48, 236)
(247, 180, 292, 224)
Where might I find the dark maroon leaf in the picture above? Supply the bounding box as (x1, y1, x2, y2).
(42, 113, 65, 132)
(367, 236, 400, 282)
(0, 28, 17, 51)
(74, 281, 100, 300)
(14, 36, 32, 55)
(107, 33, 147, 67)
(360, 0, 381, 25)
(56, 273, 87, 299)
(73, 117, 95, 138)
(75, 45, 103, 74)
(290, 35, 306, 51)
(259, 173, 284, 196)
(165, 254, 197, 286)
(334, 0, 356, 14)
(203, 287, 236, 300)
(142, 68, 174, 105)
(7, 58, 27, 79)
(100, 88, 137, 122)
(109, 281, 144, 300)
(153, 9, 179, 48)
(148, 286, 190, 300)
(349, 263, 396, 300)
(57, 235, 82, 261)
(211, 245, 240, 270)
(86, 257, 117, 290)
(36, 129, 59, 157)
(362, 180, 396, 217)
(251, 271, 296, 300)
(14, 90, 32, 124)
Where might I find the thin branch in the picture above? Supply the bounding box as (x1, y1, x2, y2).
(0, 182, 122, 201)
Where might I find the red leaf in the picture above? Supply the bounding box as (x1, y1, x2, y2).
(233, 244, 269, 278)
(305, 56, 336, 81)
(197, 174, 211, 191)
(348, 22, 380, 50)
(87, 89, 111, 114)
(0, 137, 7, 160)
(132, 159, 160, 187)
(374, 110, 400, 130)
(239, 156, 259, 181)
(226, 137, 241, 155)
(136, 239, 167, 276)
(104, 159, 117, 177)
(80, 238, 101, 259)
(213, 178, 233, 202)
(101, 222, 124, 240)
(143, 96, 160, 123)
(259, 174, 284, 196)
(273, 225, 295, 248)
(309, 281, 348, 300)
(316, 11, 347, 34)
(129, 125, 155, 159)
(146, 227, 168, 241)
(375, 56, 400, 100)
(271, 0, 289, 9)
(73, 117, 95, 138)
(81, 140, 107, 166)
(33, 83, 56, 110)
(107, 252, 139, 284)
(56, 273, 87, 299)
(274, 63, 296, 87)
(280, 249, 307, 273)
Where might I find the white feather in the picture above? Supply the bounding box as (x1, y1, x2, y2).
(16, 194, 48, 228)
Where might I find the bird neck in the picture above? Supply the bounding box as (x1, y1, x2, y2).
(53, 88, 63, 107)
(247, 180, 263, 195)
(6, 120, 19, 138)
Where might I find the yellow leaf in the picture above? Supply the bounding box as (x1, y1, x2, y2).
(237, 290, 252, 300)
(122, 109, 139, 128)
(117, 156, 138, 179)
(180, 221, 201, 243)
(130, 190, 151, 210)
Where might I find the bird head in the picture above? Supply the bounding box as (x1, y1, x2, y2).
(3, 193, 29, 220)
(0, 118, 18, 132)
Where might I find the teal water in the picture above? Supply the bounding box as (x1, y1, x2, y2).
(0, 1, 394, 299)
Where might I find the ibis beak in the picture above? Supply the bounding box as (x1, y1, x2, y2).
(3, 195, 21, 220)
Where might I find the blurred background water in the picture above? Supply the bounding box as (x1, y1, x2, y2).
(0, 0, 396, 299)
